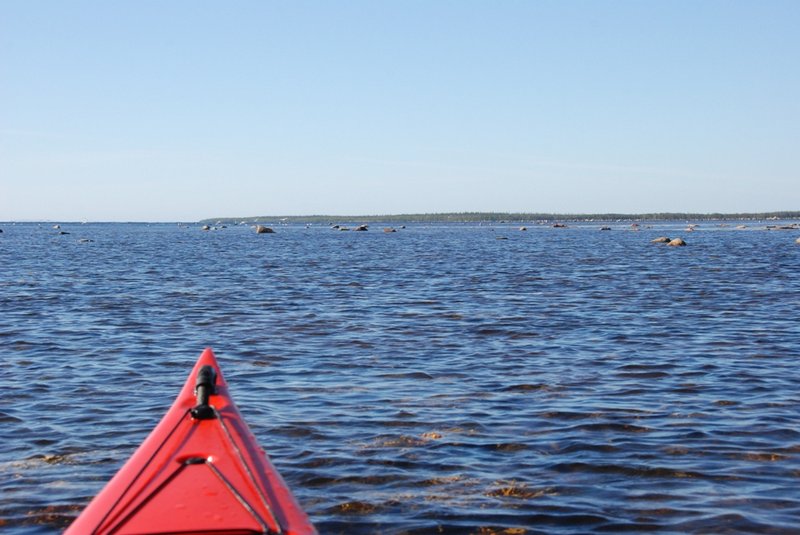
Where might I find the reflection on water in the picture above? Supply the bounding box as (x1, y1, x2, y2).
(1, 222, 799, 533)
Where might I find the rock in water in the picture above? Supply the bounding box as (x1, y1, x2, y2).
(354, 225, 368, 231)
(201, 225, 211, 231)
(255, 225, 275, 234)
(667, 238, 687, 246)
(651, 237, 671, 243)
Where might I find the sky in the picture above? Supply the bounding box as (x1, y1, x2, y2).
(1, 1, 798, 221)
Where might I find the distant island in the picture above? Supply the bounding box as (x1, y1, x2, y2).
(201, 211, 800, 225)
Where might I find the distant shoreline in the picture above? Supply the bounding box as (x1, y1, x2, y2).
(3, 212, 799, 225)
(200, 211, 800, 225)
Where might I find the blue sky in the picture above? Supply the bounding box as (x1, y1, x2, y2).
(1, 1, 798, 221)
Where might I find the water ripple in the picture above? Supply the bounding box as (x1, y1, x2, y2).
(1, 222, 799, 533)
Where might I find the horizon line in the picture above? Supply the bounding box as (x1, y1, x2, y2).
(4, 210, 800, 225)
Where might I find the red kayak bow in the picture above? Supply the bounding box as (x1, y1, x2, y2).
(66, 348, 316, 535)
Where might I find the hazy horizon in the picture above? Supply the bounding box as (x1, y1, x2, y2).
(4, 209, 800, 225)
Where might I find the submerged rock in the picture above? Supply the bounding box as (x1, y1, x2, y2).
(651, 237, 671, 243)
(600, 226, 611, 231)
(667, 238, 687, 246)
(255, 225, 275, 234)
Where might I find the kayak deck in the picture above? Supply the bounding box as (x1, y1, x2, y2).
(66, 348, 316, 535)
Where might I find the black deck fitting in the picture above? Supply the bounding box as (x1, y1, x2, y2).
(191, 365, 217, 420)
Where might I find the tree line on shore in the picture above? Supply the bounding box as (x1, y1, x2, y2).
(201, 211, 800, 225)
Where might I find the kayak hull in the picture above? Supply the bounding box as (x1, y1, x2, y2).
(66, 348, 316, 535)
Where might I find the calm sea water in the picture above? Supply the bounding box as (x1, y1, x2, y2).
(1, 221, 799, 534)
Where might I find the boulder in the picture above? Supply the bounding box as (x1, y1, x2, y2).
(796, 237, 800, 245)
(651, 237, 671, 243)
(600, 226, 611, 231)
(354, 225, 368, 231)
(201, 225, 211, 231)
(667, 238, 687, 246)
(519, 226, 527, 231)
(255, 225, 275, 234)
(383, 227, 396, 233)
